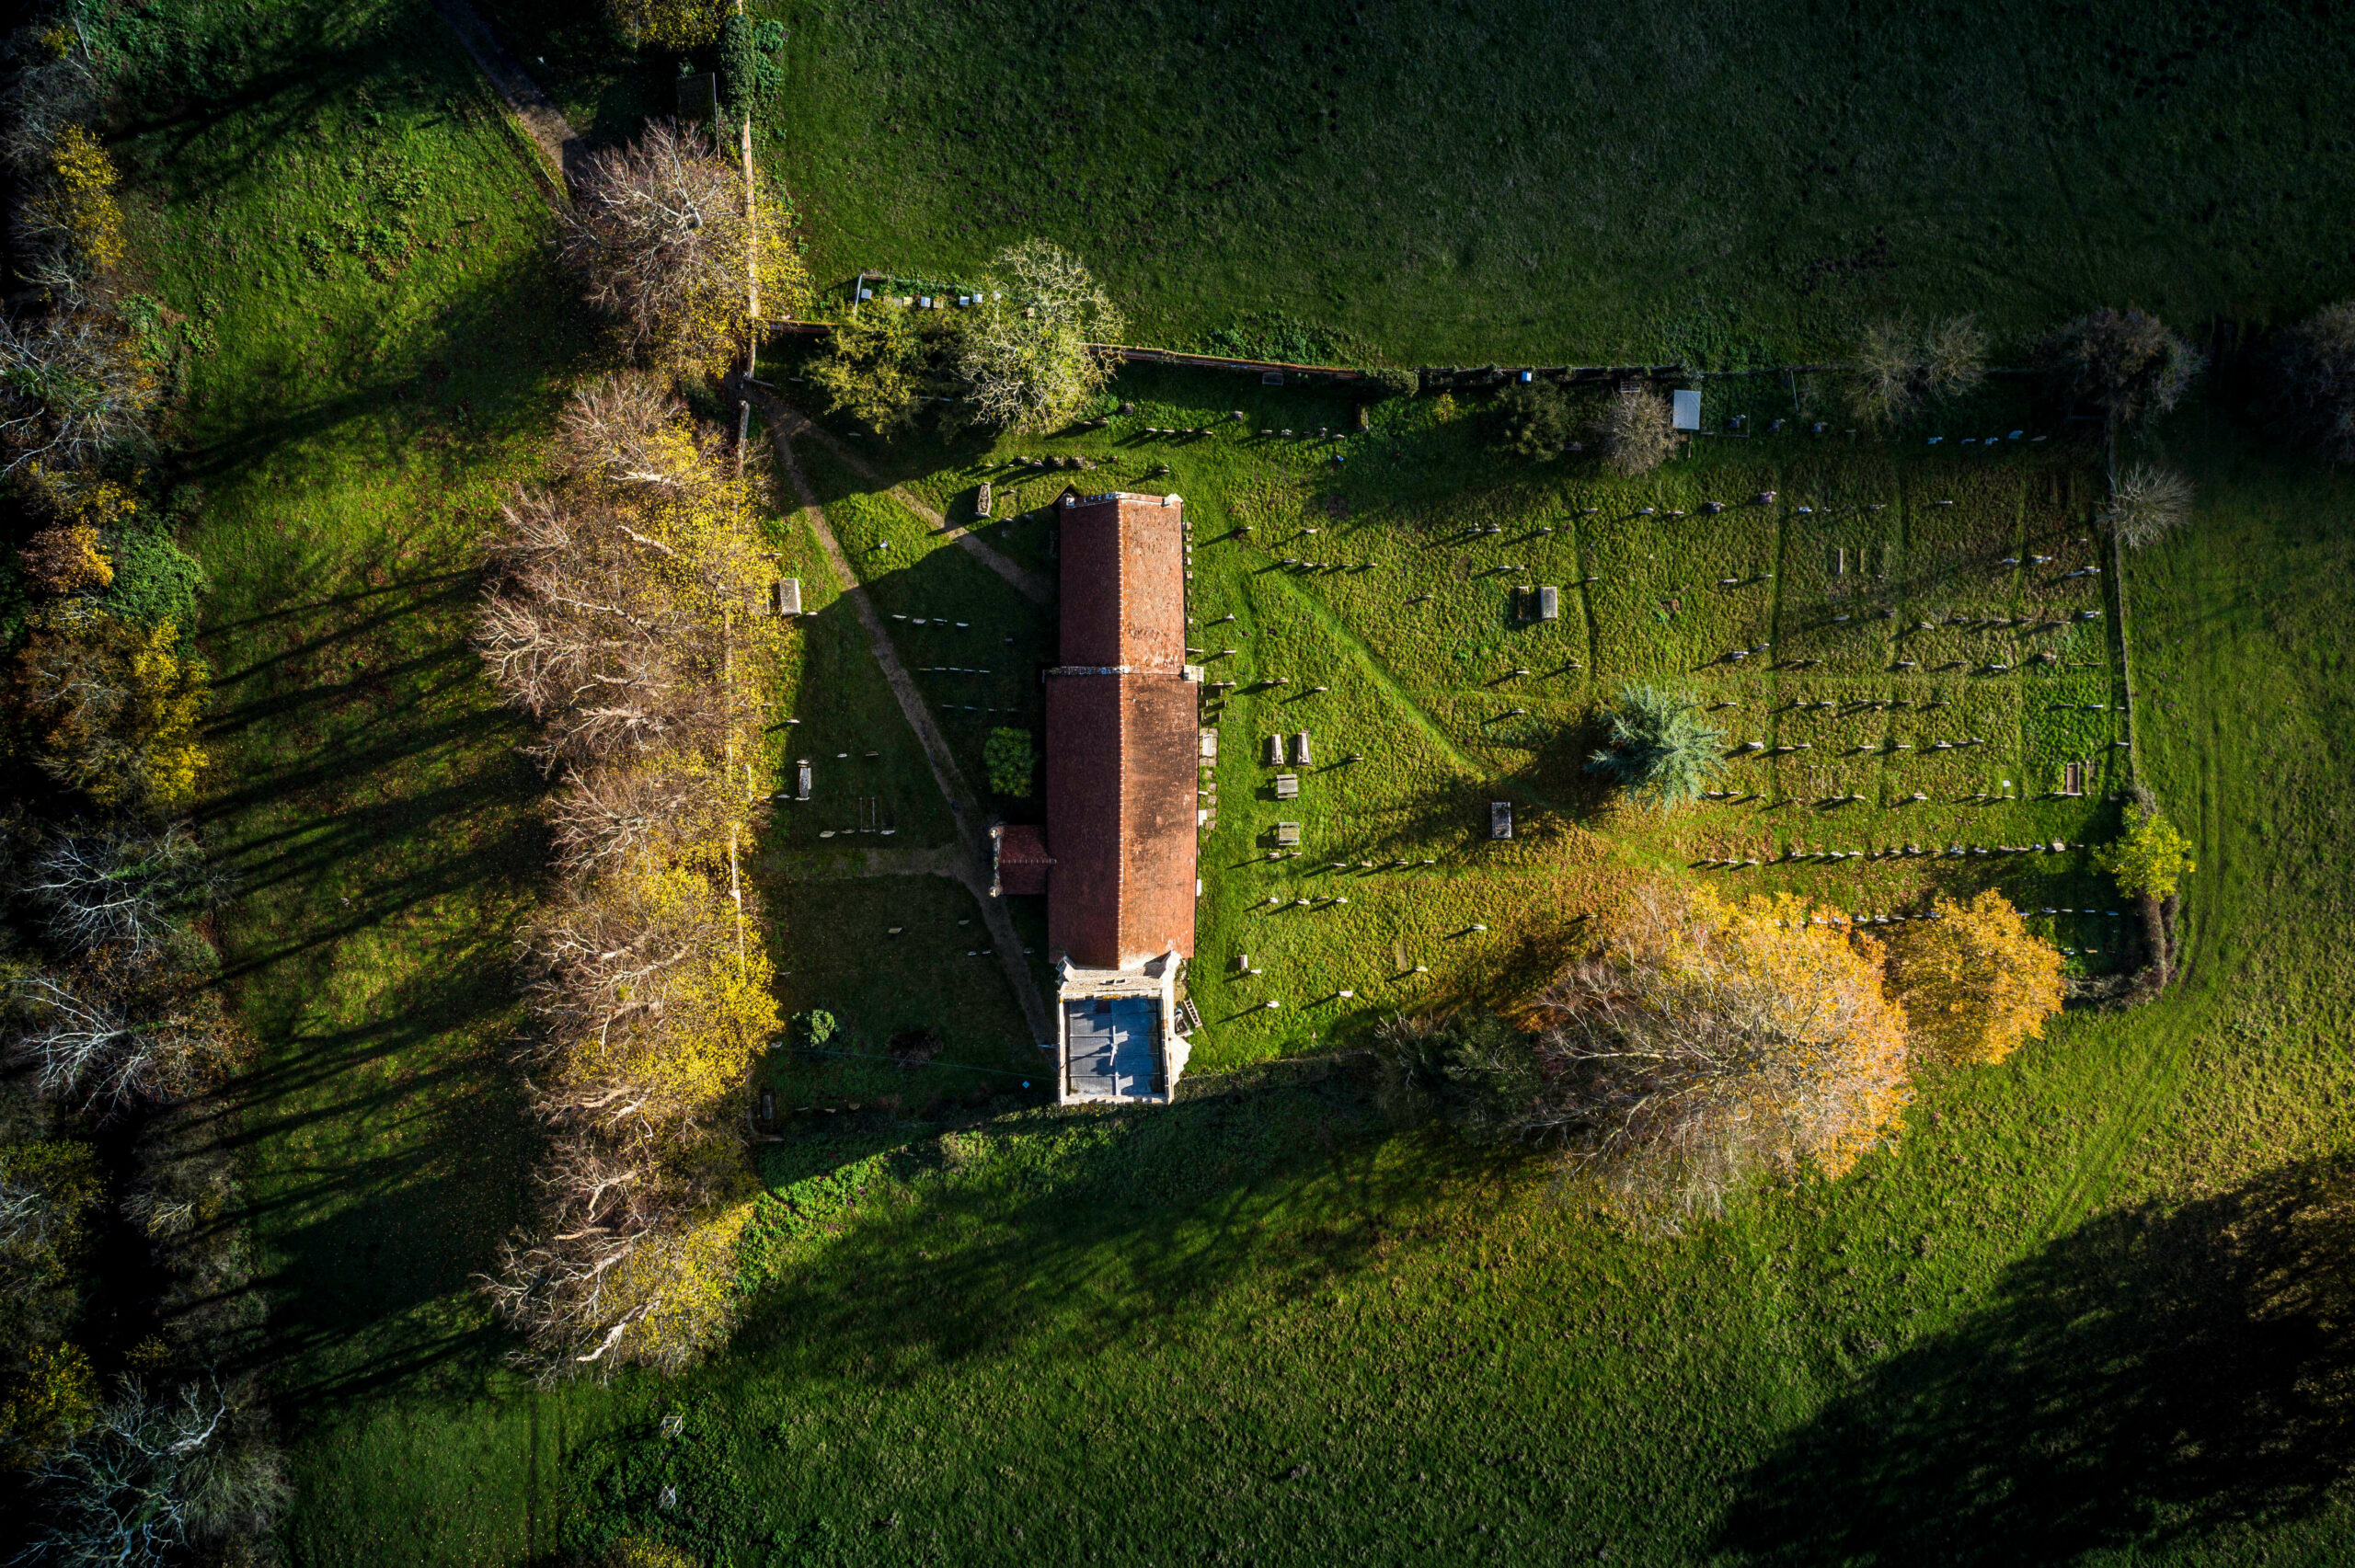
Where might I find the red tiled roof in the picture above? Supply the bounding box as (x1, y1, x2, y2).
(1045, 675, 1199, 968)
(1045, 493, 1196, 970)
(1058, 493, 1187, 670)
(994, 823, 1051, 897)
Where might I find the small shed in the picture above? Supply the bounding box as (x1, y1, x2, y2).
(1671, 390, 1702, 431)
(1538, 586, 1560, 622)
(1490, 801, 1513, 840)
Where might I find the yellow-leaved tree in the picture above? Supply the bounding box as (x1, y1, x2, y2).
(1521, 887, 1913, 1223)
(16, 123, 125, 302)
(6, 603, 207, 814)
(2097, 807, 2196, 902)
(1883, 890, 2065, 1067)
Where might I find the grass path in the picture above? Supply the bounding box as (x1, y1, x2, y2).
(775, 400, 1053, 604)
(431, 0, 584, 184)
(752, 389, 1053, 1047)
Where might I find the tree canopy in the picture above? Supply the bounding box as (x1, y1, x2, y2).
(2098, 807, 2196, 901)
(953, 240, 1124, 433)
(1585, 683, 1725, 810)
(1884, 891, 2065, 1067)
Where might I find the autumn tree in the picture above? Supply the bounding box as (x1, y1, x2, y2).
(558, 120, 808, 375)
(1883, 891, 2065, 1067)
(1585, 683, 1725, 810)
(2097, 807, 2196, 902)
(1596, 386, 1674, 476)
(14, 123, 125, 304)
(6, 604, 207, 815)
(953, 240, 1125, 433)
(477, 375, 784, 1376)
(2038, 308, 2203, 429)
(1516, 888, 1913, 1224)
(809, 302, 948, 437)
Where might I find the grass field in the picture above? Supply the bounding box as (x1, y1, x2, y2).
(477, 0, 2355, 363)
(84, 0, 2355, 1562)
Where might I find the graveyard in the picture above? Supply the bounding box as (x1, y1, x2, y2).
(749, 368, 2135, 1099)
(17, 1, 2355, 1563)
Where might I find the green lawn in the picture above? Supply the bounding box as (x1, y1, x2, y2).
(485, 0, 2355, 362)
(93, 1, 2355, 1563)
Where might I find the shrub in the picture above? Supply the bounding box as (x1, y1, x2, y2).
(2102, 464, 2194, 550)
(99, 521, 205, 635)
(1360, 366, 1419, 400)
(1374, 1009, 1540, 1132)
(1844, 315, 1986, 427)
(798, 1008, 838, 1049)
(2270, 300, 2355, 463)
(952, 240, 1125, 433)
(1883, 891, 2065, 1066)
(1520, 888, 1912, 1224)
(983, 726, 1036, 796)
(716, 11, 786, 118)
(1489, 379, 1571, 461)
(2038, 307, 2203, 427)
(6, 603, 208, 814)
(2097, 808, 2196, 901)
(1595, 386, 1674, 475)
(559, 120, 809, 374)
(1584, 683, 1725, 810)
(19, 818, 224, 959)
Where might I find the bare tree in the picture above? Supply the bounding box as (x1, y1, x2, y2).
(2102, 464, 2195, 550)
(543, 764, 732, 879)
(558, 372, 709, 490)
(8, 968, 244, 1117)
(1596, 387, 1674, 476)
(0, 311, 159, 475)
(20, 819, 226, 959)
(559, 120, 758, 372)
(475, 488, 728, 772)
(2038, 307, 2203, 429)
(2271, 300, 2355, 463)
(18, 1377, 286, 1566)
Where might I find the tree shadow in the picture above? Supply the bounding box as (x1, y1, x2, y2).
(1720, 1152, 2355, 1564)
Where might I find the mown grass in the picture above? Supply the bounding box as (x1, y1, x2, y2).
(111, 2, 2355, 1562)
(488, 0, 2355, 361)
